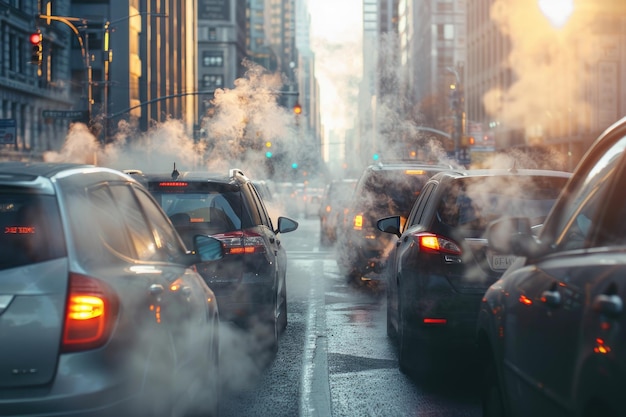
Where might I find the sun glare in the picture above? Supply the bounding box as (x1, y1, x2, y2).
(538, 0, 574, 28)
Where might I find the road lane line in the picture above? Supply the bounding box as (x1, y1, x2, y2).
(300, 259, 332, 417)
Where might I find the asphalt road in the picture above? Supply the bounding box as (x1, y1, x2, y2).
(218, 217, 482, 417)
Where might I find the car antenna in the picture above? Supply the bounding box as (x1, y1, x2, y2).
(171, 162, 180, 180)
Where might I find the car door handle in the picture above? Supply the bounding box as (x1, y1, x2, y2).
(541, 289, 561, 307)
(592, 294, 623, 317)
(181, 286, 193, 297)
(149, 284, 164, 296)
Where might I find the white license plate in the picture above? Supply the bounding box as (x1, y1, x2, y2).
(491, 255, 517, 270)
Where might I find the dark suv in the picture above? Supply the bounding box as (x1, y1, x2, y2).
(0, 162, 223, 417)
(133, 167, 298, 346)
(336, 161, 455, 283)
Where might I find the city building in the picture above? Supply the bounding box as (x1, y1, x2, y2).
(0, 0, 74, 157)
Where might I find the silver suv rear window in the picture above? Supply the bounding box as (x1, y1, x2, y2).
(0, 194, 66, 270)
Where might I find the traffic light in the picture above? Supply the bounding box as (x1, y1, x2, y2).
(265, 141, 272, 158)
(291, 162, 298, 169)
(372, 153, 380, 161)
(293, 102, 302, 115)
(29, 32, 42, 66)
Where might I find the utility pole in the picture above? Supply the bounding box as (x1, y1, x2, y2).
(38, 4, 92, 126)
(447, 64, 468, 166)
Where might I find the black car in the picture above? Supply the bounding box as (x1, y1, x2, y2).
(336, 161, 455, 284)
(319, 178, 357, 246)
(477, 117, 626, 417)
(133, 167, 298, 349)
(377, 168, 571, 375)
(0, 162, 223, 417)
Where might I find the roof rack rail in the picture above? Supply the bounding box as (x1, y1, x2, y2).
(229, 168, 245, 178)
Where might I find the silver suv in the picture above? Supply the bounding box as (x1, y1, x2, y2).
(0, 162, 223, 417)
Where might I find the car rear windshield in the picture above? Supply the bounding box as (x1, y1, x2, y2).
(361, 170, 430, 214)
(0, 193, 66, 270)
(437, 176, 568, 232)
(150, 190, 249, 232)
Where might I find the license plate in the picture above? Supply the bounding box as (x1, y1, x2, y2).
(491, 255, 517, 270)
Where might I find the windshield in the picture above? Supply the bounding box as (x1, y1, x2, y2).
(151, 191, 244, 232)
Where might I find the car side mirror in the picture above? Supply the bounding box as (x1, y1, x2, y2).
(377, 216, 401, 238)
(486, 216, 539, 257)
(194, 235, 224, 262)
(276, 216, 299, 234)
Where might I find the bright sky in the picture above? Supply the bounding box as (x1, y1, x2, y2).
(307, 0, 363, 141)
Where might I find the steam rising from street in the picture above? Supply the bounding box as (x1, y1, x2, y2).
(44, 60, 300, 180)
(485, 0, 609, 135)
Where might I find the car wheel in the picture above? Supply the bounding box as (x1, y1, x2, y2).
(386, 285, 397, 340)
(482, 359, 506, 417)
(278, 280, 288, 334)
(397, 290, 415, 374)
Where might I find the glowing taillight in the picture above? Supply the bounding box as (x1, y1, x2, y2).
(416, 233, 461, 255)
(325, 205, 331, 213)
(62, 273, 118, 352)
(353, 214, 363, 230)
(423, 318, 447, 324)
(216, 231, 267, 255)
(158, 181, 188, 187)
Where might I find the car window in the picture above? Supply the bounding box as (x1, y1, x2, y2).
(359, 170, 429, 216)
(437, 176, 567, 234)
(248, 183, 273, 229)
(555, 135, 626, 250)
(154, 191, 243, 231)
(0, 193, 66, 269)
(75, 184, 135, 267)
(109, 184, 162, 262)
(133, 186, 188, 259)
(407, 182, 435, 228)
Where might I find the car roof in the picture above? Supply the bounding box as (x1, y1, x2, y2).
(0, 161, 95, 178)
(126, 168, 251, 183)
(365, 160, 456, 171)
(429, 168, 572, 181)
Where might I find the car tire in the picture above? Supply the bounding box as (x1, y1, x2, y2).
(482, 358, 506, 417)
(397, 290, 415, 374)
(278, 280, 288, 334)
(386, 286, 397, 340)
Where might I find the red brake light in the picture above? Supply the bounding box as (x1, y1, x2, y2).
(62, 273, 119, 352)
(215, 230, 267, 255)
(423, 318, 447, 325)
(158, 181, 188, 187)
(416, 232, 461, 255)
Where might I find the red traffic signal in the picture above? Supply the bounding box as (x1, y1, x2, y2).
(30, 32, 42, 66)
(29, 32, 42, 45)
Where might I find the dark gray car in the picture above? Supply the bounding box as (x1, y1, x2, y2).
(478, 116, 626, 417)
(0, 162, 223, 417)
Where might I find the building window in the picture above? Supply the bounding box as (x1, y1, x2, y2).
(437, 23, 454, 40)
(202, 74, 224, 89)
(203, 51, 224, 67)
